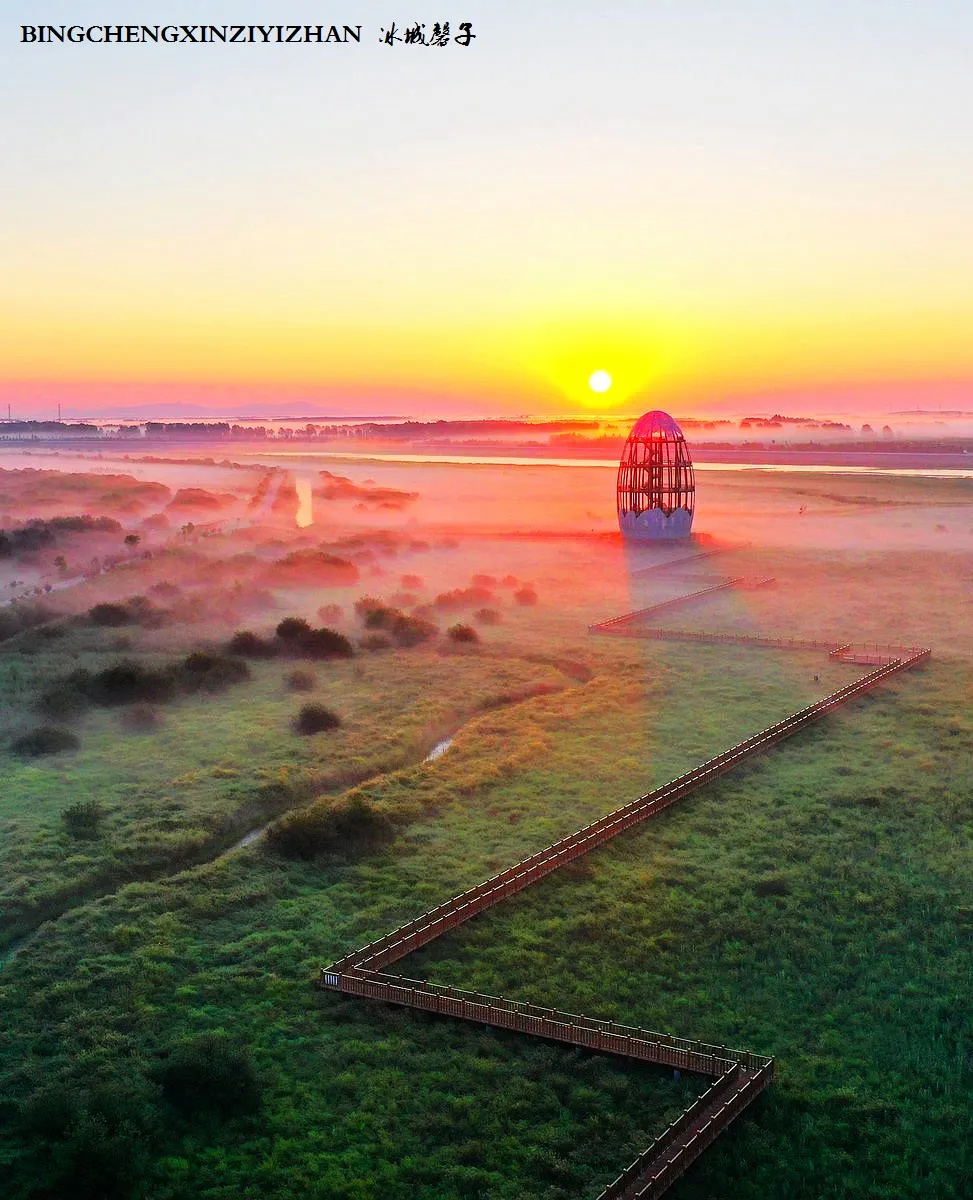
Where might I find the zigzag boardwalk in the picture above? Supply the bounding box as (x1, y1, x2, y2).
(320, 593, 931, 1197)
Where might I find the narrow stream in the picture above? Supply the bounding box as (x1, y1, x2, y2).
(222, 735, 456, 857)
(0, 931, 39, 971)
(0, 709, 517, 969)
(425, 736, 454, 761)
(295, 476, 314, 527)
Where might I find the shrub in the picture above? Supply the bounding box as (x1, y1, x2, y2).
(360, 633, 392, 652)
(317, 603, 343, 623)
(472, 573, 497, 587)
(270, 549, 359, 584)
(353, 595, 386, 622)
(754, 873, 792, 897)
(363, 604, 400, 630)
(89, 597, 164, 629)
(227, 629, 277, 657)
(180, 650, 250, 692)
(85, 661, 176, 706)
(294, 703, 341, 734)
(400, 573, 423, 589)
(474, 607, 501, 625)
(88, 602, 130, 627)
(447, 623, 480, 644)
(119, 703, 163, 732)
(61, 800, 105, 838)
(268, 793, 393, 860)
(125, 595, 163, 627)
(21, 1074, 160, 1200)
(514, 585, 538, 606)
(286, 669, 316, 692)
(275, 616, 311, 641)
(433, 586, 496, 610)
(298, 627, 354, 660)
(158, 1033, 261, 1116)
(39, 649, 251, 718)
(390, 613, 438, 647)
(37, 675, 91, 719)
(13, 726, 80, 756)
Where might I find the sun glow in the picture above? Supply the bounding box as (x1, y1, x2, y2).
(588, 370, 612, 393)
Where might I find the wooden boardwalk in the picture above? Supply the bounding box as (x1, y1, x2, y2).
(320, 589, 931, 1198)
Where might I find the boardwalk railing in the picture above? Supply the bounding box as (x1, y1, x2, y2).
(323, 970, 773, 1076)
(589, 580, 750, 631)
(591, 623, 926, 664)
(631, 544, 748, 578)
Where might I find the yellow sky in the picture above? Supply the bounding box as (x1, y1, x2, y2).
(4, 2, 973, 415)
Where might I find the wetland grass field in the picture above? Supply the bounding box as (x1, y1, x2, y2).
(0, 457, 970, 1199)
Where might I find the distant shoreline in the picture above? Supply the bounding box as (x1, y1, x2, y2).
(3, 440, 973, 476)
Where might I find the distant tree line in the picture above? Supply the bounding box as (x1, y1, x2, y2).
(0, 515, 121, 556)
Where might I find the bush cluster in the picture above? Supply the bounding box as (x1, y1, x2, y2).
(227, 629, 277, 657)
(447, 623, 480, 644)
(18, 1035, 261, 1199)
(37, 652, 251, 720)
(354, 598, 438, 647)
(286, 669, 316, 692)
(157, 1033, 262, 1117)
(0, 515, 121, 557)
(181, 650, 250, 692)
(293, 703, 341, 735)
(61, 800, 105, 838)
(89, 596, 163, 629)
(267, 793, 392, 860)
(12, 725, 79, 757)
(433, 585, 496, 610)
(359, 633, 392, 652)
(226, 618, 354, 661)
(118, 703, 163, 732)
(270, 548, 359, 585)
(0, 600, 57, 645)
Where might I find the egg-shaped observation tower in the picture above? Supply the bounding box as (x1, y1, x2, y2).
(617, 410, 695, 539)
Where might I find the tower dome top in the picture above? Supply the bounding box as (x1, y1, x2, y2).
(627, 410, 685, 439)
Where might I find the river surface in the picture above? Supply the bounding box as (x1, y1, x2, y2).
(236, 449, 973, 480)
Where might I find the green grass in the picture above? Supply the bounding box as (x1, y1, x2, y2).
(0, 532, 969, 1199)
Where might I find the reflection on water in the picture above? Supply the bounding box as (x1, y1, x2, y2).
(295, 476, 314, 526)
(240, 449, 973, 481)
(425, 737, 453, 761)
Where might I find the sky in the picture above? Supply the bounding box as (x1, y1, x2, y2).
(3, 1, 973, 418)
